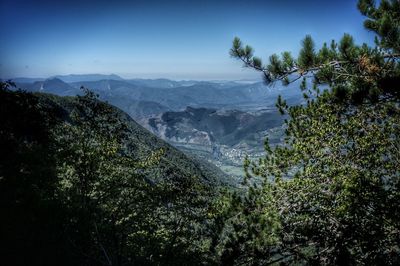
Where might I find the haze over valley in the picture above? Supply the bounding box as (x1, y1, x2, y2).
(3, 0, 397, 264)
(10, 74, 303, 179)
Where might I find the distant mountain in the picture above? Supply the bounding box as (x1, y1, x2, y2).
(69, 79, 302, 110)
(17, 78, 81, 96)
(125, 79, 232, 88)
(11, 76, 301, 178)
(7, 77, 46, 83)
(147, 106, 285, 147)
(52, 74, 124, 83)
(144, 106, 287, 179)
(36, 92, 230, 185)
(7, 74, 124, 84)
(14, 76, 305, 120)
(103, 96, 170, 120)
(126, 78, 191, 88)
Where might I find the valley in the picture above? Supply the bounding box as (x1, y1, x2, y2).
(143, 106, 287, 180)
(10, 74, 302, 180)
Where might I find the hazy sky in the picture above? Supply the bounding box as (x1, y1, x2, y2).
(0, 0, 375, 80)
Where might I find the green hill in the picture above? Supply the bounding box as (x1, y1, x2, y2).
(0, 85, 230, 265)
(36, 92, 230, 186)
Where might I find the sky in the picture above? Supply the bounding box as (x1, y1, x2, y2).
(0, 0, 375, 80)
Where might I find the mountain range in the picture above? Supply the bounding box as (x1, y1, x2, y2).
(6, 74, 304, 177)
(35, 92, 230, 185)
(147, 106, 285, 147)
(10, 74, 304, 118)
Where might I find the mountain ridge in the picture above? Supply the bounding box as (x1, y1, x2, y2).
(35, 91, 232, 185)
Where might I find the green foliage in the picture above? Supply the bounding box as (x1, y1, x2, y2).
(223, 0, 400, 265)
(54, 90, 223, 265)
(298, 35, 316, 70)
(3, 1, 399, 265)
(358, 0, 400, 52)
(231, 0, 400, 105)
(0, 84, 72, 265)
(1, 86, 223, 265)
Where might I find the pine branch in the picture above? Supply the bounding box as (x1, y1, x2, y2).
(234, 50, 400, 85)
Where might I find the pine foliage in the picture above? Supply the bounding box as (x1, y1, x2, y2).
(223, 1, 400, 264)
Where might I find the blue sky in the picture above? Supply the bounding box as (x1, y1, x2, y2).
(0, 0, 375, 80)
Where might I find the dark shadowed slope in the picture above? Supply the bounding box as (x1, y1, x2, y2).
(36, 92, 231, 186)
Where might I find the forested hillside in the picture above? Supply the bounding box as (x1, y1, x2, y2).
(1, 0, 399, 265)
(217, 0, 400, 264)
(0, 84, 230, 265)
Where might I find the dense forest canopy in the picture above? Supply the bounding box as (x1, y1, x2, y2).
(0, 84, 224, 265)
(221, 0, 400, 264)
(1, 0, 399, 265)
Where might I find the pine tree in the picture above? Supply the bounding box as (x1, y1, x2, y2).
(220, 0, 400, 264)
